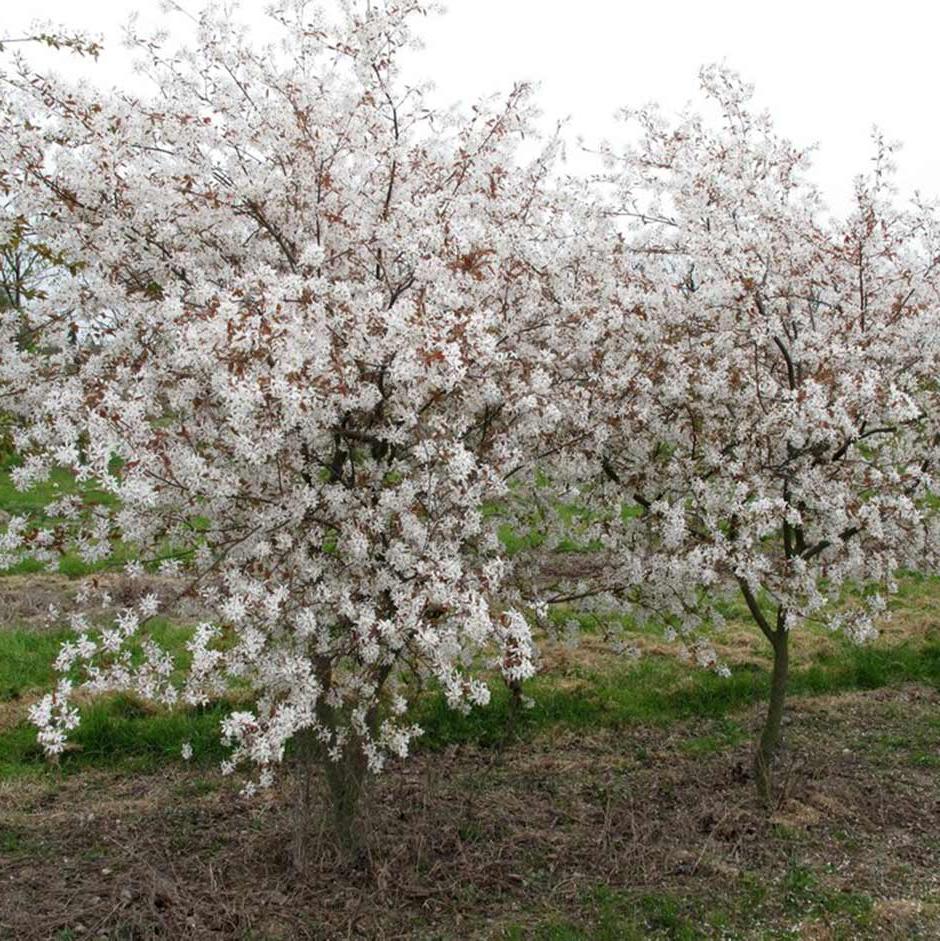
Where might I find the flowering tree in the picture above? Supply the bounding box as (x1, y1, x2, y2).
(0, 1, 585, 859)
(0, 27, 94, 457)
(561, 67, 940, 802)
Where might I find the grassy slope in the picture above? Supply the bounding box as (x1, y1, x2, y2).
(0, 460, 130, 577)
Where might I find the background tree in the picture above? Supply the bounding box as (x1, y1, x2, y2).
(559, 67, 940, 804)
(0, 26, 99, 459)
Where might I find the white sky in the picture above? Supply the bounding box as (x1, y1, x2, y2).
(4, 0, 939, 213)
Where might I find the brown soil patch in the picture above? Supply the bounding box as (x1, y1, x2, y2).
(0, 574, 208, 631)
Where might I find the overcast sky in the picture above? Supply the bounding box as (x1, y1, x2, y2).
(4, 0, 938, 213)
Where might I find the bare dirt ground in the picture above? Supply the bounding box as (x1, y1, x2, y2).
(0, 574, 209, 631)
(2, 685, 937, 940)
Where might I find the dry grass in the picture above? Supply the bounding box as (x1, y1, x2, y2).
(1, 684, 937, 940)
(0, 574, 208, 632)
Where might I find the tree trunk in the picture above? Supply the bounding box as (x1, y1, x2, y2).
(291, 728, 319, 874)
(754, 627, 789, 807)
(291, 729, 369, 872)
(503, 676, 524, 746)
(322, 744, 368, 863)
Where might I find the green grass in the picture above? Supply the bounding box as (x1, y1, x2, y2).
(2, 624, 935, 780)
(500, 867, 877, 940)
(781, 861, 873, 922)
(0, 695, 231, 777)
(487, 487, 613, 557)
(1, 544, 139, 577)
(0, 618, 198, 701)
(678, 717, 748, 755)
(0, 460, 131, 577)
(412, 629, 940, 750)
(502, 859, 874, 941)
(0, 618, 233, 777)
(0, 462, 116, 521)
(3, 457, 939, 789)
(0, 628, 72, 700)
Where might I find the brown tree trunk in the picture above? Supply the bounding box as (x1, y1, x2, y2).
(291, 728, 369, 872)
(322, 743, 369, 862)
(290, 654, 393, 871)
(503, 675, 524, 745)
(291, 728, 319, 874)
(754, 626, 789, 807)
